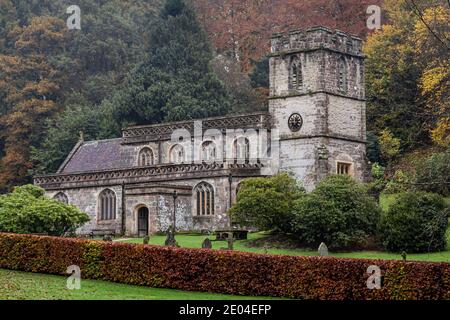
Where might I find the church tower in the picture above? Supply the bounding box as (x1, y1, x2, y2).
(268, 27, 368, 191)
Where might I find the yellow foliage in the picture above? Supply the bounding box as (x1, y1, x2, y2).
(413, 5, 450, 146)
(431, 117, 450, 147)
(379, 129, 401, 161)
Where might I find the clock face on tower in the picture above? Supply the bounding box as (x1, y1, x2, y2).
(288, 113, 303, 132)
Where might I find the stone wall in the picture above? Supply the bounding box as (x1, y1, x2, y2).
(46, 186, 123, 235)
(44, 173, 248, 236)
(269, 27, 367, 190)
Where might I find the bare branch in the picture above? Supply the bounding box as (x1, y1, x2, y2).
(404, 0, 450, 49)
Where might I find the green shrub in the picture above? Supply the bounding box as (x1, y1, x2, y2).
(0, 184, 89, 236)
(379, 192, 448, 253)
(229, 173, 305, 233)
(414, 149, 450, 196)
(292, 175, 381, 249)
(367, 163, 386, 199)
(384, 170, 413, 194)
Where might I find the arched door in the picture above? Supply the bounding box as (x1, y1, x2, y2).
(138, 207, 149, 237)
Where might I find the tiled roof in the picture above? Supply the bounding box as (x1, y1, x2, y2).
(60, 138, 131, 173)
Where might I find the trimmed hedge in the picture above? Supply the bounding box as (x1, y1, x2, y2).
(0, 233, 449, 300)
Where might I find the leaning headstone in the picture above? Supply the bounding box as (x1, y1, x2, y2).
(202, 238, 212, 249)
(143, 235, 150, 245)
(318, 242, 329, 256)
(165, 229, 177, 247)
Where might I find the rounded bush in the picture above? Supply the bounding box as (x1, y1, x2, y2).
(292, 175, 381, 249)
(379, 192, 448, 253)
(229, 173, 304, 233)
(0, 184, 89, 236)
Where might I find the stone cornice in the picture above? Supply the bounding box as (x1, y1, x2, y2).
(280, 134, 366, 144)
(34, 162, 264, 190)
(268, 47, 365, 59)
(269, 90, 366, 102)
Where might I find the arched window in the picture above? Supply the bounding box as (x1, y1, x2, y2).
(170, 144, 185, 164)
(201, 141, 216, 162)
(338, 58, 347, 92)
(53, 192, 68, 204)
(99, 189, 116, 221)
(194, 182, 214, 216)
(138, 147, 154, 166)
(233, 137, 250, 163)
(290, 57, 303, 90)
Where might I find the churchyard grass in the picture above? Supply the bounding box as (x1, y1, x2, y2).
(119, 195, 450, 263)
(118, 232, 450, 262)
(0, 269, 278, 300)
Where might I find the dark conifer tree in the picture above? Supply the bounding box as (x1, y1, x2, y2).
(101, 0, 232, 135)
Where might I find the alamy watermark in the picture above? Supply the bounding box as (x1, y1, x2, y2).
(366, 5, 382, 30)
(66, 265, 81, 290)
(66, 5, 81, 30)
(366, 265, 382, 290)
(169, 120, 280, 176)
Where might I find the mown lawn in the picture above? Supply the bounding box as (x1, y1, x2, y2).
(0, 269, 276, 300)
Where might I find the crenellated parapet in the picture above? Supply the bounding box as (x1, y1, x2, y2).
(270, 26, 363, 57)
(122, 112, 272, 144)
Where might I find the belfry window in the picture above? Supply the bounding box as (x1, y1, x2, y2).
(338, 58, 347, 92)
(99, 189, 116, 221)
(138, 147, 154, 166)
(290, 57, 303, 90)
(53, 192, 68, 204)
(337, 162, 351, 176)
(195, 182, 215, 216)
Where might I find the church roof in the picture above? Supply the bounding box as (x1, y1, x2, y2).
(55, 112, 272, 174)
(59, 138, 130, 174)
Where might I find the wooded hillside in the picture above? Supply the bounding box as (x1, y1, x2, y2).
(193, 0, 383, 71)
(0, 0, 448, 192)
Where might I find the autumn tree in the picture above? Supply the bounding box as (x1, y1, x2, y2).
(0, 17, 68, 191)
(24, 0, 164, 176)
(410, 4, 449, 147)
(364, 0, 449, 151)
(193, 0, 383, 72)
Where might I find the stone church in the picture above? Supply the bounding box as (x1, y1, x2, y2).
(34, 26, 368, 237)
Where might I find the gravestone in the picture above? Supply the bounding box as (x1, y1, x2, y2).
(219, 233, 234, 250)
(227, 234, 234, 250)
(401, 251, 407, 261)
(202, 238, 212, 249)
(143, 235, 150, 245)
(318, 242, 329, 256)
(165, 229, 177, 247)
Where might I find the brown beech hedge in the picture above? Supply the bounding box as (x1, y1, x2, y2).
(0, 233, 449, 300)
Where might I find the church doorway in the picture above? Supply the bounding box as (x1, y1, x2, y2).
(137, 206, 149, 237)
